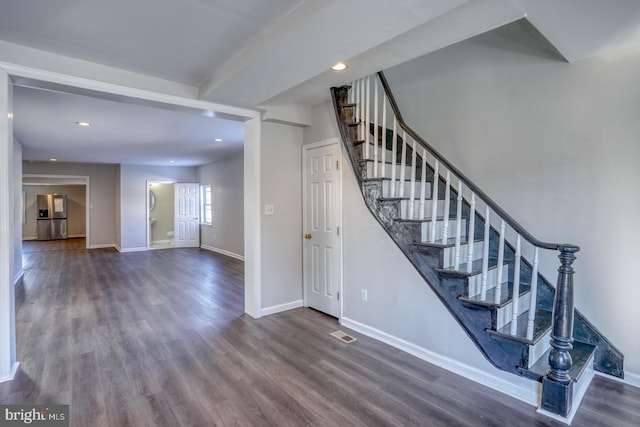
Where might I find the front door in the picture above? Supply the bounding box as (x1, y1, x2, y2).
(174, 183, 200, 248)
(303, 140, 342, 318)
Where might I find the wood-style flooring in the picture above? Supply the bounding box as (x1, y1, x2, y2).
(1, 241, 639, 426)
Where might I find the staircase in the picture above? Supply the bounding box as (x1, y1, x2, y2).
(331, 72, 624, 421)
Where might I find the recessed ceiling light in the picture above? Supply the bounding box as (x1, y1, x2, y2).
(7, 113, 13, 119)
(331, 62, 347, 71)
(169, 160, 175, 164)
(214, 138, 223, 142)
(75, 121, 91, 127)
(49, 158, 57, 162)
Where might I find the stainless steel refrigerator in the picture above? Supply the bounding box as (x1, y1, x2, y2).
(36, 194, 68, 240)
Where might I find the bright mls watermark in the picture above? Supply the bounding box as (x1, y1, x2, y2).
(0, 405, 68, 426)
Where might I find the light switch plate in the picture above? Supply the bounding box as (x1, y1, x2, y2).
(264, 204, 275, 216)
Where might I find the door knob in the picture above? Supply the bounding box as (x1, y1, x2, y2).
(304, 233, 312, 240)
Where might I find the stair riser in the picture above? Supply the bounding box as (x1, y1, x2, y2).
(528, 329, 552, 369)
(397, 197, 443, 219)
(387, 182, 433, 201)
(442, 240, 485, 268)
(420, 219, 467, 242)
(365, 162, 418, 181)
(495, 292, 532, 331)
(466, 264, 509, 296)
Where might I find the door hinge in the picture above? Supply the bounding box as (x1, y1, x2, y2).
(337, 292, 340, 301)
(337, 226, 340, 236)
(336, 160, 339, 169)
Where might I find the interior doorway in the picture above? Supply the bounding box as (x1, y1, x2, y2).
(302, 138, 343, 318)
(147, 181, 175, 250)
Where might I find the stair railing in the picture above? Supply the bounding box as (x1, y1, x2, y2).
(344, 72, 579, 416)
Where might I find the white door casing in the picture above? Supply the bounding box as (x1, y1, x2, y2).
(174, 183, 200, 248)
(303, 139, 342, 318)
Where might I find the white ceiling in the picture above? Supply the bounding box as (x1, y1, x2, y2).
(2, 0, 640, 166)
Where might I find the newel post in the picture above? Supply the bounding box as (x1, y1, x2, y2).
(541, 244, 580, 417)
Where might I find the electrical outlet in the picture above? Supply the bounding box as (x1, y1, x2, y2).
(264, 204, 275, 216)
(361, 289, 368, 302)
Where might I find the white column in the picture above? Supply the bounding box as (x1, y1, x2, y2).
(494, 220, 506, 305)
(466, 193, 476, 269)
(441, 171, 451, 243)
(373, 79, 379, 177)
(480, 206, 490, 297)
(0, 68, 17, 382)
(407, 139, 417, 219)
(381, 97, 387, 178)
(526, 247, 540, 340)
(454, 180, 463, 270)
(429, 161, 439, 243)
(244, 116, 262, 318)
(399, 131, 407, 197)
(510, 234, 522, 335)
(418, 148, 427, 220)
(365, 76, 370, 159)
(390, 117, 398, 197)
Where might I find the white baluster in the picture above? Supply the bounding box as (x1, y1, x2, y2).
(408, 138, 417, 219)
(466, 193, 476, 270)
(494, 220, 506, 305)
(353, 80, 359, 139)
(381, 94, 387, 178)
(429, 161, 440, 243)
(510, 235, 522, 335)
(399, 131, 407, 197)
(373, 79, 379, 177)
(441, 171, 451, 243)
(365, 76, 370, 159)
(526, 247, 539, 340)
(480, 206, 490, 296)
(418, 148, 427, 220)
(359, 79, 365, 142)
(454, 180, 463, 270)
(390, 118, 398, 197)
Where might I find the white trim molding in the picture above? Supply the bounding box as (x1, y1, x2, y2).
(116, 246, 146, 252)
(0, 361, 19, 384)
(200, 245, 244, 261)
(340, 317, 539, 407)
(260, 300, 303, 317)
(13, 270, 23, 287)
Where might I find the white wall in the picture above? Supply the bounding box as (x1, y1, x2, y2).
(196, 152, 244, 258)
(260, 122, 303, 312)
(22, 184, 86, 239)
(384, 22, 640, 380)
(12, 139, 22, 285)
(119, 164, 196, 251)
(21, 161, 116, 248)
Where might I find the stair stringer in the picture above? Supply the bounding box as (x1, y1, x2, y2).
(331, 85, 624, 380)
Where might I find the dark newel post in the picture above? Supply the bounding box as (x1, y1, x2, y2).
(541, 244, 580, 417)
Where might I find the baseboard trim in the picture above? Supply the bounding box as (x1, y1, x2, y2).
(260, 300, 303, 317)
(0, 362, 19, 384)
(89, 244, 117, 250)
(597, 370, 640, 389)
(340, 317, 539, 406)
(68, 234, 86, 238)
(200, 245, 245, 261)
(22, 237, 36, 241)
(13, 270, 24, 287)
(117, 246, 147, 253)
(152, 239, 171, 244)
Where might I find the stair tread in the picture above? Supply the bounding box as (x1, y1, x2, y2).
(519, 341, 596, 383)
(460, 279, 532, 307)
(487, 308, 552, 344)
(395, 215, 462, 224)
(378, 196, 436, 202)
(436, 258, 499, 276)
(342, 103, 357, 108)
(347, 120, 361, 127)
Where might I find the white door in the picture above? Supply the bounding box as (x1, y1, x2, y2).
(174, 183, 200, 248)
(303, 140, 342, 318)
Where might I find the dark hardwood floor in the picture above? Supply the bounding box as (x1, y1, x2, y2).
(1, 242, 639, 426)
